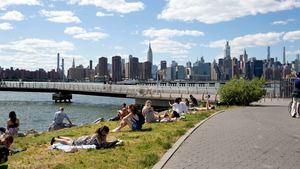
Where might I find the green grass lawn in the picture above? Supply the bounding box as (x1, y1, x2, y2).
(6, 108, 225, 169)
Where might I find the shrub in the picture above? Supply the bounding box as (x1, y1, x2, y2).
(219, 77, 266, 106)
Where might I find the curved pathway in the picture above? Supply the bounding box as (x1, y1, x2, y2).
(162, 100, 300, 169)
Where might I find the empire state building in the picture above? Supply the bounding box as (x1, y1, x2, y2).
(147, 42, 153, 64)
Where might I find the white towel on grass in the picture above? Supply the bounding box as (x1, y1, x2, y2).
(50, 143, 96, 152)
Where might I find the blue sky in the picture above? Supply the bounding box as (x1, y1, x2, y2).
(0, 0, 300, 70)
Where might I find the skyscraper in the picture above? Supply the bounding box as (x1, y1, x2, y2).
(283, 46, 286, 65)
(223, 41, 232, 80)
(57, 53, 60, 73)
(89, 60, 93, 70)
(98, 57, 108, 77)
(225, 41, 230, 59)
(72, 58, 75, 68)
(147, 42, 153, 64)
(129, 56, 139, 79)
(161, 60, 167, 70)
(267, 46, 270, 61)
(112, 56, 122, 82)
(61, 58, 65, 81)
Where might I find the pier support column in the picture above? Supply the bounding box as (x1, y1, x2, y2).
(135, 98, 171, 109)
(52, 92, 72, 103)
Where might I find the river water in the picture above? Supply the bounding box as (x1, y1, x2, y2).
(0, 91, 134, 132)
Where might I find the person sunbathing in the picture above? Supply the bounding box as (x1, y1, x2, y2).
(50, 126, 120, 149)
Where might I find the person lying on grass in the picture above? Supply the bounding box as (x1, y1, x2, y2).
(50, 125, 121, 149)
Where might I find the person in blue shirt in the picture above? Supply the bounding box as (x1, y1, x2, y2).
(48, 107, 73, 131)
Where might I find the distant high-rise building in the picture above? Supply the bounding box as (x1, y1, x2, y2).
(232, 57, 239, 77)
(283, 46, 286, 65)
(192, 60, 211, 81)
(211, 60, 221, 81)
(161, 60, 167, 70)
(223, 41, 232, 80)
(57, 53, 60, 73)
(72, 58, 75, 68)
(147, 42, 153, 64)
(225, 41, 231, 59)
(200, 56, 205, 63)
(89, 60, 92, 70)
(98, 57, 108, 77)
(112, 56, 122, 82)
(240, 49, 248, 75)
(61, 58, 65, 81)
(139, 61, 152, 80)
(171, 61, 178, 80)
(186, 61, 192, 68)
(121, 58, 125, 78)
(267, 46, 270, 61)
(176, 65, 186, 80)
(129, 56, 139, 79)
(186, 61, 192, 80)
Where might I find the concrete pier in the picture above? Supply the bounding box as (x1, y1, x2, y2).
(52, 92, 72, 103)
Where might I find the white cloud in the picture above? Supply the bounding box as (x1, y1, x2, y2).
(40, 10, 81, 23)
(209, 32, 284, 57)
(209, 32, 283, 49)
(144, 37, 195, 55)
(64, 26, 86, 35)
(96, 11, 114, 17)
(283, 30, 300, 41)
(0, 38, 87, 70)
(158, 0, 300, 24)
(64, 26, 109, 41)
(68, 0, 144, 14)
(143, 28, 204, 38)
(0, 0, 41, 9)
(0, 22, 13, 30)
(286, 49, 300, 56)
(0, 11, 25, 21)
(272, 19, 295, 25)
(142, 28, 203, 56)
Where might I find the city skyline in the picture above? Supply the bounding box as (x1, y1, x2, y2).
(0, 0, 300, 71)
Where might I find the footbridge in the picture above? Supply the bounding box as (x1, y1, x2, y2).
(0, 81, 220, 107)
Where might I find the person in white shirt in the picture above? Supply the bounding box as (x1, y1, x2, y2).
(179, 98, 188, 114)
(169, 98, 181, 118)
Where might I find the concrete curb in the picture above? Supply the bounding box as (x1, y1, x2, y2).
(152, 110, 225, 169)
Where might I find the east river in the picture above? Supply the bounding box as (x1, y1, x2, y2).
(0, 91, 134, 132)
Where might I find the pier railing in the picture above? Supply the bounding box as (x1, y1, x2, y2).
(0, 81, 219, 99)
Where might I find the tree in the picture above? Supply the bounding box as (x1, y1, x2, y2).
(219, 77, 266, 106)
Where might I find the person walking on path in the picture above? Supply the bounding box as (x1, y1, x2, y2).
(49, 107, 73, 131)
(291, 72, 300, 118)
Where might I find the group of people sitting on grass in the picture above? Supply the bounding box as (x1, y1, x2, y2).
(1, 94, 215, 161)
(110, 94, 215, 132)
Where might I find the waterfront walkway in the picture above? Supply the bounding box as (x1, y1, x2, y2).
(162, 99, 300, 169)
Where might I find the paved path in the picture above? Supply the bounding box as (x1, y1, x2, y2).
(162, 100, 300, 169)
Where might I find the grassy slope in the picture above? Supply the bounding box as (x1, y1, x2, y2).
(7, 108, 224, 169)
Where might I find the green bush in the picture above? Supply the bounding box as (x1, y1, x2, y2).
(219, 77, 266, 106)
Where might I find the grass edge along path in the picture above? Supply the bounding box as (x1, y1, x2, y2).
(6, 107, 229, 169)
